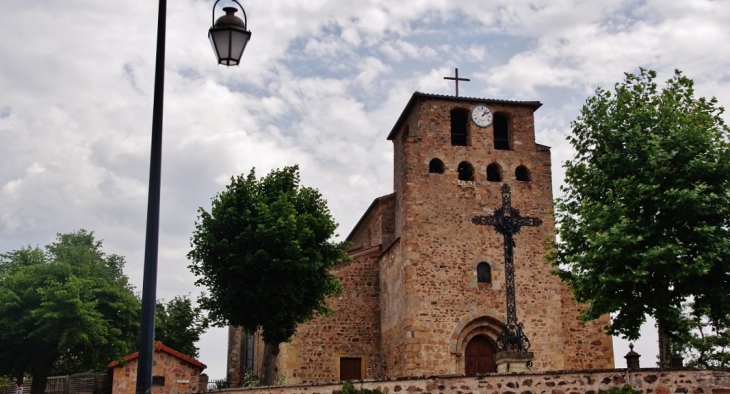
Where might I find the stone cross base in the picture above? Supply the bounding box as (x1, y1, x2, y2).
(493, 351, 534, 373)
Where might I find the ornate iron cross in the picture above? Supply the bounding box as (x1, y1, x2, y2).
(472, 183, 542, 351)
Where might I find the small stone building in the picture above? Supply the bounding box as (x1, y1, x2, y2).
(109, 342, 206, 394)
(228, 92, 615, 384)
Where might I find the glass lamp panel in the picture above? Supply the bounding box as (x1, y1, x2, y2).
(229, 30, 251, 65)
(208, 34, 218, 61)
(209, 29, 231, 63)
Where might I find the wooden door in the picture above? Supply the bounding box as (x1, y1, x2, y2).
(465, 336, 497, 375)
(340, 357, 362, 381)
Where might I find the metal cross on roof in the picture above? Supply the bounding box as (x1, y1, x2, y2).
(472, 183, 542, 352)
(443, 68, 470, 97)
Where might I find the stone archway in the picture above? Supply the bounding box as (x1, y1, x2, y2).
(450, 315, 503, 375)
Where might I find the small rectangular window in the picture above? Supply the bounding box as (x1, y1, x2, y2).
(152, 376, 165, 386)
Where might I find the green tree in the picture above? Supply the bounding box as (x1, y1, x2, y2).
(188, 166, 348, 385)
(550, 69, 730, 367)
(677, 306, 730, 368)
(155, 295, 206, 358)
(0, 230, 139, 394)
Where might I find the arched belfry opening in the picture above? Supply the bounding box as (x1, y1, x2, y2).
(458, 161, 474, 181)
(429, 158, 445, 174)
(486, 163, 501, 182)
(451, 108, 469, 146)
(493, 113, 510, 150)
(516, 165, 531, 181)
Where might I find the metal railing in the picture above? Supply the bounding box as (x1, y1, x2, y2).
(205, 376, 259, 392)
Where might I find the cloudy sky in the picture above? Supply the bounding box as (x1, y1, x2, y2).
(2, 0, 729, 378)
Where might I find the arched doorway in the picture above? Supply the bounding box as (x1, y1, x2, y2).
(465, 335, 497, 375)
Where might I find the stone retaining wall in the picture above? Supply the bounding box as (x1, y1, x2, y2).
(211, 369, 730, 394)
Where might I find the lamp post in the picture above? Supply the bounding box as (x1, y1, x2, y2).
(135, 2, 251, 394)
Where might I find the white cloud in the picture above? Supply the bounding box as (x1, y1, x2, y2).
(379, 40, 439, 62)
(355, 57, 391, 88)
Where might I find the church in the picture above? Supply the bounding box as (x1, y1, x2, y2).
(227, 90, 615, 384)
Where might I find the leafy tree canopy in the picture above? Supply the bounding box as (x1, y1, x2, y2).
(188, 165, 348, 346)
(155, 295, 207, 358)
(0, 230, 139, 394)
(550, 69, 730, 364)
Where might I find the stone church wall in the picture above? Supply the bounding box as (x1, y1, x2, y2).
(392, 101, 423, 242)
(227, 327, 245, 383)
(348, 194, 396, 251)
(212, 369, 730, 394)
(559, 284, 615, 369)
(379, 239, 407, 378)
(279, 247, 383, 384)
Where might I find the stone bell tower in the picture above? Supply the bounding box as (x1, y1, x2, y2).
(380, 92, 613, 376)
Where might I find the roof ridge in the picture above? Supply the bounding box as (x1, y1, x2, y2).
(108, 341, 207, 370)
(387, 91, 542, 140)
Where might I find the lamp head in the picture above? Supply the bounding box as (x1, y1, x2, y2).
(209, 4, 251, 66)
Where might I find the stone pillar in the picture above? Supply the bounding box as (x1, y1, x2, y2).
(625, 343, 641, 370)
(227, 326, 244, 385)
(198, 373, 208, 393)
(493, 351, 534, 373)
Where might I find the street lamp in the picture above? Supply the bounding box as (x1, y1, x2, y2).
(136, 2, 250, 394)
(209, 0, 252, 66)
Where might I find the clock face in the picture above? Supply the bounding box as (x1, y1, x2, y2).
(472, 105, 493, 127)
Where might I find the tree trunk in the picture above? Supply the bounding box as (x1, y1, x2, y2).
(657, 317, 672, 368)
(30, 372, 48, 394)
(260, 341, 280, 386)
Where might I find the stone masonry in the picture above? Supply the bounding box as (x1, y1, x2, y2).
(210, 369, 730, 394)
(110, 341, 206, 394)
(228, 92, 614, 384)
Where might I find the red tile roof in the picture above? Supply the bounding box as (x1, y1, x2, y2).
(108, 341, 207, 370)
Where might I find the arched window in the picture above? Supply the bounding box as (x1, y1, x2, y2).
(515, 165, 530, 181)
(244, 333, 255, 372)
(429, 158, 445, 174)
(458, 161, 474, 181)
(451, 108, 469, 146)
(493, 113, 510, 150)
(477, 262, 491, 283)
(486, 164, 501, 182)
